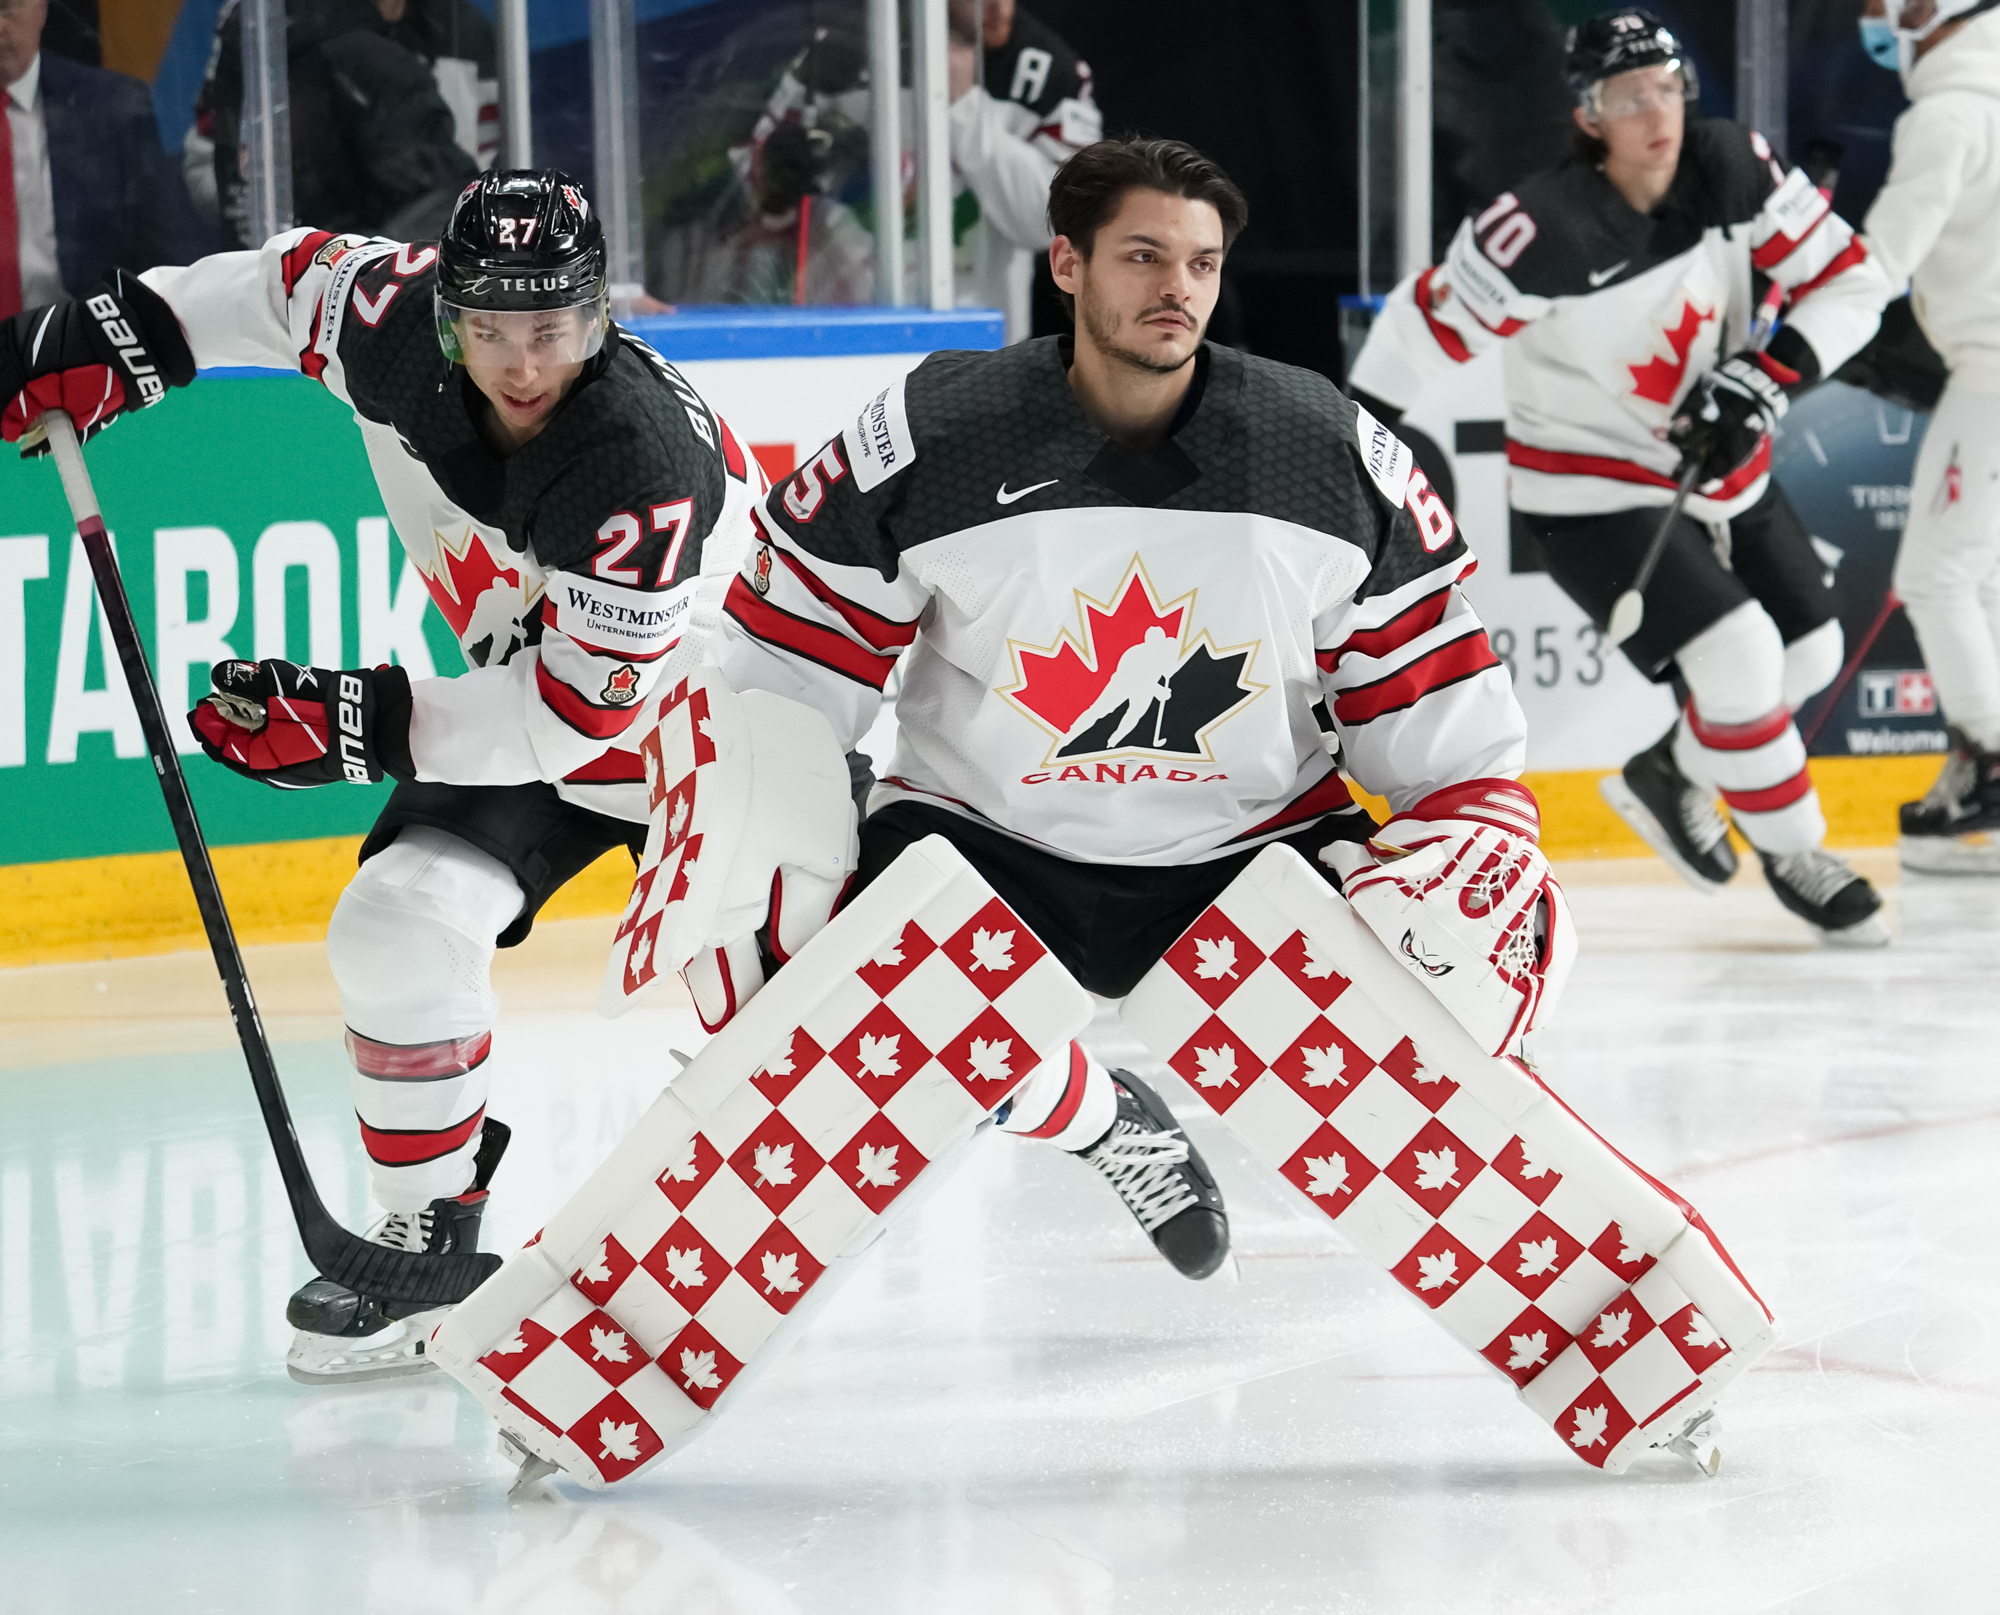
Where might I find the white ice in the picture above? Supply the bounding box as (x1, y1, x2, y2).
(2, 858, 1996, 1612)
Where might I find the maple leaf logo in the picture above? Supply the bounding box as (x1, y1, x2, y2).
(968, 928, 1015, 973)
(1303, 1153, 1351, 1198)
(1628, 298, 1714, 406)
(643, 748, 660, 794)
(1412, 1146, 1460, 1192)
(856, 1032, 901, 1080)
(697, 715, 716, 741)
(854, 1142, 901, 1188)
(762, 1043, 795, 1080)
(1192, 1044, 1238, 1088)
(589, 1325, 632, 1364)
(1507, 1331, 1550, 1371)
(1298, 934, 1340, 979)
(1515, 1147, 1555, 1181)
(1415, 1249, 1461, 1291)
(1592, 1309, 1633, 1351)
(1516, 1236, 1561, 1279)
(578, 1241, 614, 1286)
(760, 1250, 802, 1295)
(966, 1036, 1012, 1084)
(1569, 1404, 1610, 1449)
(1193, 936, 1238, 981)
(753, 1141, 796, 1187)
(599, 1418, 643, 1463)
(679, 1348, 722, 1391)
(1299, 1044, 1347, 1088)
(1615, 1225, 1645, 1268)
(1684, 1312, 1724, 1352)
(661, 1138, 700, 1183)
(1407, 1059, 1446, 1085)
(490, 1330, 528, 1356)
(627, 931, 652, 980)
(668, 794, 689, 839)
(660, 1245, 706, 1290)
(870, 935, 905, 970)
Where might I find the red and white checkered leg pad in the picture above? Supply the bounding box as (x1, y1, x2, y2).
(1122, 845, 1777, 1475)
(602, 671, 733, 1016)
(431, 835, 1093, 1488)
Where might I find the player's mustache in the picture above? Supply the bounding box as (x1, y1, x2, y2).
(1136, 300, 1195, 328)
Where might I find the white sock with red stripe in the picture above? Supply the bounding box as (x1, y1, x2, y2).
(326, 828, 524, 1211)
(996, 1042, 1119, 1152)
(1672, 602, 1825, 855)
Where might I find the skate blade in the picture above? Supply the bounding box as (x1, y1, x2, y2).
(499, 1432, 563, 1494)
(1598, 776, 1731, 894)
(1899, 834, 2000, 876)
(285, 1312, 447, 1385)
(1820, 912, 1892, 949)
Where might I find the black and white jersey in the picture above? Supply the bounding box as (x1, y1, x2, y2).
(1351, 120, 1894, 521)
(143, 227, 762, 823)
(715, 339, 1527, 867)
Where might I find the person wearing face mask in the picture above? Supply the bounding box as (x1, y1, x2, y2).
(1850, 0, 2000, 874)
(1348, 7, 1900, 945)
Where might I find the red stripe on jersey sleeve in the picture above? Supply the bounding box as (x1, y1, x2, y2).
(1318, 586, 1454, 673)
(1415, 267, 1474, 363)
(777, 550, 919, 654)
(282, 231, 336, 296)
(1333, 629, 1501, 725)
(1750, 203, 1833, 271)
(358, 1106, 487, 1167)
(1785, 237, 1868, 303)
(535, 658, 645, 739)
(725, 576, 901, 689)
(563, 746, 649, 784)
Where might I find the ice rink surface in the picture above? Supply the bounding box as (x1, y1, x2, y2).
(3, 855, 1997, 1614)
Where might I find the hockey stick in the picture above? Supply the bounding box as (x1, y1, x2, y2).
(1604, 456, 1703, 648)
(35, 409, 500, 1307)
(1798, 589, 1903, 749)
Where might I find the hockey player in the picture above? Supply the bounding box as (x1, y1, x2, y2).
(1853, 0, 2000, 872)
(0, 170, 766, 1379)
(1348, 8, 1896, 944)
(680, 137, 1564, 1283)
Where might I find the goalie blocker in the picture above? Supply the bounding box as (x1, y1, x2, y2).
(426, 835, 1094, 1486)
(1122, 845, 1775, 1474)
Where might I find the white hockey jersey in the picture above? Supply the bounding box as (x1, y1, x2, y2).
(143, 228, 761, 824)
(1350, 120, 1894, 522)
(715, 339, 1528, 867)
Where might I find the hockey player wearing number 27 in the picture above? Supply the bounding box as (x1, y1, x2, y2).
(0, 170, 775, 1381)
(1350, 8, 1899, 944)
(692, 138, 1569, 1281)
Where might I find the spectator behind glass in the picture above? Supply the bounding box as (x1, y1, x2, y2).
(186, 0, 480, 249)
(0, 0, 209, 318)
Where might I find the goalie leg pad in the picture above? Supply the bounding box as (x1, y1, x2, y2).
(1121, 845, 1777, 1474)
(428, 834, 1093, 1487)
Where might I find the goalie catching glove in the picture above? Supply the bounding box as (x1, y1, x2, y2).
(0, 272, 196, 451)
(1322, 779, 1574, 1056)
(190, 658, 415, 788)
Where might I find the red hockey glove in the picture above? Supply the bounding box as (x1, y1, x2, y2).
(1668, 350, 1793, 489)
(0, 272, 196, 452)
(190, 659, 415, 788)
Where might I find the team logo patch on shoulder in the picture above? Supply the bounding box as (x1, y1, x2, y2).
(750, 544, 774, 596)
(602, 665, 642, 706)
(1354, 405, 1415, 508)
(313, 234, 366, 268)
(842, 376, 916, 493)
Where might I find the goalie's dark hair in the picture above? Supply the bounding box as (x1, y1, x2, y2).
(1046, 137, 1248, 316)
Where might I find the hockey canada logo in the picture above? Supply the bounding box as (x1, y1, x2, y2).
(999, 558, 1263, 768)
(602, 665, 641, 706)
(750, 544, 774, 596)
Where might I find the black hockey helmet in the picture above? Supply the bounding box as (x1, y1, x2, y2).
(1564, 9, 1699, 113)
(435, 170, 609, 365)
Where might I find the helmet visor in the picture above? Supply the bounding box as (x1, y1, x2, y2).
(436, 294, 609, 368)
(1584, 59, 1696, 120)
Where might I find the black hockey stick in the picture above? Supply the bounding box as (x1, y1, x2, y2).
(1604, 456, 1703, 648)
(36, 410, 499, 1307)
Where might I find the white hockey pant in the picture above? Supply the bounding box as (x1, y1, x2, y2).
(326, 827, 525, 1211)
(1892, 382, 2000, 752)
(1672, 600, 1841, 854)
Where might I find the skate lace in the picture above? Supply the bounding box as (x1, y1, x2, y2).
(1921, 745, 1976, 816)
(1677, 781, 1731, 853)
(369, 1208, 435, 1253)
(1086, 1123, 1199, 1232)
(1769, 847, 1857, 906)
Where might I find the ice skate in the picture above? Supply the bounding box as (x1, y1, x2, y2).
(1759, 848, 1890, 947)
(285, 1119, 509, 1385)
(1078, 1072, 1229, 1280)
(1599, 732, 1739, 891)
(1899, 730, 2000, 875)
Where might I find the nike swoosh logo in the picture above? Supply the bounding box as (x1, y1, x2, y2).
(996, 479, 1058, 505)
(1587, 261, 1630, 288)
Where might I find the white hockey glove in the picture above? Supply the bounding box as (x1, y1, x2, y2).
(1321, 779, 1575, 1056)
(601, 668, 857, 1029)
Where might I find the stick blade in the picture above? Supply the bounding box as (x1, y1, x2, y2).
(1606, 590, 1645, 648)
(303, 1214, 504, 1306)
